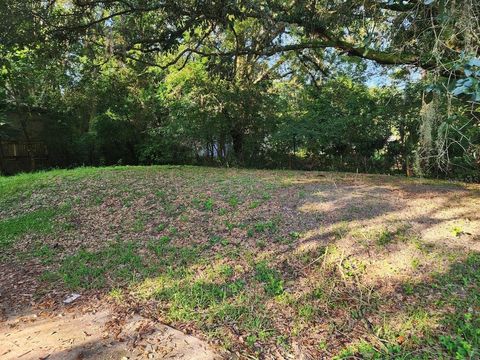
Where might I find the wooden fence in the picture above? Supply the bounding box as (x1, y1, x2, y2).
(0, 141, 48, 174)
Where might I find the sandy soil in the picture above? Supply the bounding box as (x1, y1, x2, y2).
(0, 305, 223, 360)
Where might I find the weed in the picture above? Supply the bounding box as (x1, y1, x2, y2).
(163, 203, 176, 216)
(155, 279, 246, 323)
(376, 229, 394, 246)
(440, 313, 479, 359)
(255, 261, 284, 296)
(289, 231, 301, 240)
(109, 288, 124, 302)
(249, 200, 261, 209)
(132, 218, 146, 232)
(376, 225, 411, 246)
(92, 195, 104, 205)
(299, 246, 326, 265)
(256, 239, 267, 249)
(32, 244, 56, 265)
(333, 222, 349, 240)
(204, 198, 214, 211)
(155, 190, 166, 199)
(411, 258, 420, 270)
(225, 221, 235, 231)
(451, 225, 464, 237)
(312, 286, 325, 300)
(192, 198, 201, 208)
(261, 192, 271, 200)
(413, 238, 434, 253)
(209, 236, 229, 247)
(39, 271, 61, 283)
(218, 264, 234, 278)
(254, 220, 277, 233)
(228, 195, 239, 207)
(340, 258, 366, 277)
(298, 304, 316, 322)
(156, 223, 166, 232)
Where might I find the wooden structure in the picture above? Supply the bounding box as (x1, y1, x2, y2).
(0, 108, 50, 175)
(0, 140, 48, 174)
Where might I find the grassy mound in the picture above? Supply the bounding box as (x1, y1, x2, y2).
(1, 166, 479, 358)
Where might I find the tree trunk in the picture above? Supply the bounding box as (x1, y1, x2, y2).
(0, 139, 5, 175)
(231, 128, 244, 164)
(20, 113, 35, 172)
(399, 122, 408, 175)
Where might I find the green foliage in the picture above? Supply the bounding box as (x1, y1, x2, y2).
(440, 313, 480, 359)
(453, 58, 480, 102)
(91, 111, 139, 165)
(154, 279, 246, 322)
(340, 254, 480, 358)
(203, 198, 214, 211)
(1, 1, 478, 181)
(32, 244, 57, 264)
(254, 220, 277, 233)
(209, 235, 229, 247)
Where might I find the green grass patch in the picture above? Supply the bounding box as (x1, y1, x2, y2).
(253, 219, 278, 234)
(0, 208, 59, 249)
(155, 279, 246, 322)
(148, 237, 200, 268)
(375, 224, 411, 246)
(255, 261, 284, 296)
(58, 242, 146, 289)
(32, 244, 57, 264)
(209, 235, 229, 247)
(0, 167, 113, 205)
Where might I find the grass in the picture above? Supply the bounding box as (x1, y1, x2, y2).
(1, 165, 479, 357)
(0, 167, 113, 204)
(32, 244, 57, 264)
(255, 261, 284, 296)
(337, 253, 480, 359)
(58, 242, 147, 289)
(0, 208, 59, 250)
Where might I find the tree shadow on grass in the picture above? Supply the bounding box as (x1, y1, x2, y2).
(329, 251, 480, 359)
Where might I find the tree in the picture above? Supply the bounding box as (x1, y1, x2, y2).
(0, 0, 478, 179)
(5, 1, 476, 78)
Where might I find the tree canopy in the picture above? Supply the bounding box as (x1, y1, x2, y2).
(0, 0, 479, 179)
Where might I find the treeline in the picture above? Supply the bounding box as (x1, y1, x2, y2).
(1, 0, 479, 181)
(1, 51, 478, 181)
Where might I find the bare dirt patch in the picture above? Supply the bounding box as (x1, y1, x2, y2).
(0, 302, 222, 360)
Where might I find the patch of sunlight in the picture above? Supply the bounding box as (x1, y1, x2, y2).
(294, 239, 323, 254)
(364, 241, 454, 283)
(298, 201, 336, 213)
(300, 229, 322, 243)
(134, 275, 172, 299)
(381, 308, 441, 344)
(198, 261, 237, 283)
